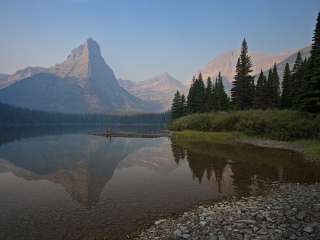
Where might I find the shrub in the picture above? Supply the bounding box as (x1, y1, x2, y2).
(210, 112, 240, 131)
(168, 110, 319, 141)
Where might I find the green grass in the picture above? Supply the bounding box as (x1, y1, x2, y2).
(293, 139, 320, 159)
(172, 130, 242, 143)
(169, 110, 320, 141)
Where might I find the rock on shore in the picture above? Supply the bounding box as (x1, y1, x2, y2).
(137, 184, 320, 240)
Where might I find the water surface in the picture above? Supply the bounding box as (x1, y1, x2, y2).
(0, 126, 319, 240)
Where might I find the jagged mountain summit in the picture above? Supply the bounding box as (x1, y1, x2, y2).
(119, 72, 187, 111)
(0, 38, 159, 113)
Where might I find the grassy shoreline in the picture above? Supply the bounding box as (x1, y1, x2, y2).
(169, 110, 320, 141)
(171, 130, 320, 160)
(169, 110, 320, 160)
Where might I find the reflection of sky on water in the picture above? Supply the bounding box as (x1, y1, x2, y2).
(0, 128, 318, 240)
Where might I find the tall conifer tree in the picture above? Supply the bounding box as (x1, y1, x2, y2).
(187, 74, 206, 113)
(271, 64, 280, 108)
(254, 70, 267, 109)
(231, 39, 254, 110)
(291, 52, 305, 108)
(171, 91, 181, 120)
(301, 12, 320, 112)
(281, 63, 293, 109)
(204, 77, 213, 112)
(266, 68, 274, 108)
(181, 94, 186, 116)
(231, 58, 241, 108)
(187, 76, 197, 114)
(215, 72, 229, 110)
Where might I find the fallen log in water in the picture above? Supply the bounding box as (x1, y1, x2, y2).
(90, 131, 170, 138)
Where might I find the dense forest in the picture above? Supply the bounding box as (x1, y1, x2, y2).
(0, 101, 170, 125)
(171, 12, 320, 120)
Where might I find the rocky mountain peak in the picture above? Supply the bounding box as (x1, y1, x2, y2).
(146, 72, 184, 87)
(85, 37, 101, 54)
(48, 38, 112, 86)
(0, 38, 157, 113)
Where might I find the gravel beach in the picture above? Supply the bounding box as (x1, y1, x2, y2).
(137, 184, 320, 240)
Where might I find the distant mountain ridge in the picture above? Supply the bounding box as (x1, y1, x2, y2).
(119, 72, 187, 111)
(260, 45, 311, 81)
(195, 46, 311, 92)
(0, 73, 9, 80)
(0, 41, 312, 113)
(0, 39, 160, 113)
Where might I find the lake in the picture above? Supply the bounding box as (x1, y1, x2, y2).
(0, 126, 319, 240)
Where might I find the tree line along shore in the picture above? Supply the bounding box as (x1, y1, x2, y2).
(169, 12, 320, 153)
(171, 12, 320, 120)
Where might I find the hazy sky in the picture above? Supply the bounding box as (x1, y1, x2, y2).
(0, 0, 319, 82)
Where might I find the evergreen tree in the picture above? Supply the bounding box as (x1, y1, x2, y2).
(204, 77, 213, 112)
(193, 73, 206, 112)
(300, 12, 320, 112)
(254, 70, 268, 109)
(215, 72, 229, 110)
(213, 77, 218, 110)
(231, 39, 254, 110)
(271, 64, 280, 108)
(264, 63, 282, 110)
(187, 74, 206, 113)
(187, 76, 196, 114)
(197, 73, 206, 112)
(231, 58, 241, 108)
(171, 91, 181, 120)
(281, 63, 293, 109)
(211, 77, 216, 110)
(181, 94, 186, 116)
(266, 68, 274, 108)
(293, 52, 303, 73)
(291, 52, 305, 108)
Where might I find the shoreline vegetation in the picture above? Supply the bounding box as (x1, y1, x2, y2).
(168, 109, 320, 160)
(169, 110, 320, 141)
(169, 110, 320, 160)
(168, 11, 320, 165)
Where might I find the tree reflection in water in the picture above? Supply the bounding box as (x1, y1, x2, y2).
(170, 137, 320, 196)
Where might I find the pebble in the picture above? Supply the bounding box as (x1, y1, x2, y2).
(173, 229, 182, 238)
(303, 226, 314, 233)
(155, 219, 166, 225)
(296, 211, 306, 220)
(199, 221, 207, 227)
(235, 219, 256, 224)
(218, 235, 226, 240)
(182, 233, 191, 239)
(137, 184, 320, 240)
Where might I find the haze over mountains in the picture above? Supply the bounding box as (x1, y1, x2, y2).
(0, 38, 311, 114)
(260, 45, 311, 80)
(195, 45, 311, 92)
(119, 72, 188, 111)
(0, 39, 159, 114)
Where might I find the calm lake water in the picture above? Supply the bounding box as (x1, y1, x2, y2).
(0, 126, 319, 240)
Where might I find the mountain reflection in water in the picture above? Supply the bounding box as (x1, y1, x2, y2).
(0, 127, 319, 240)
